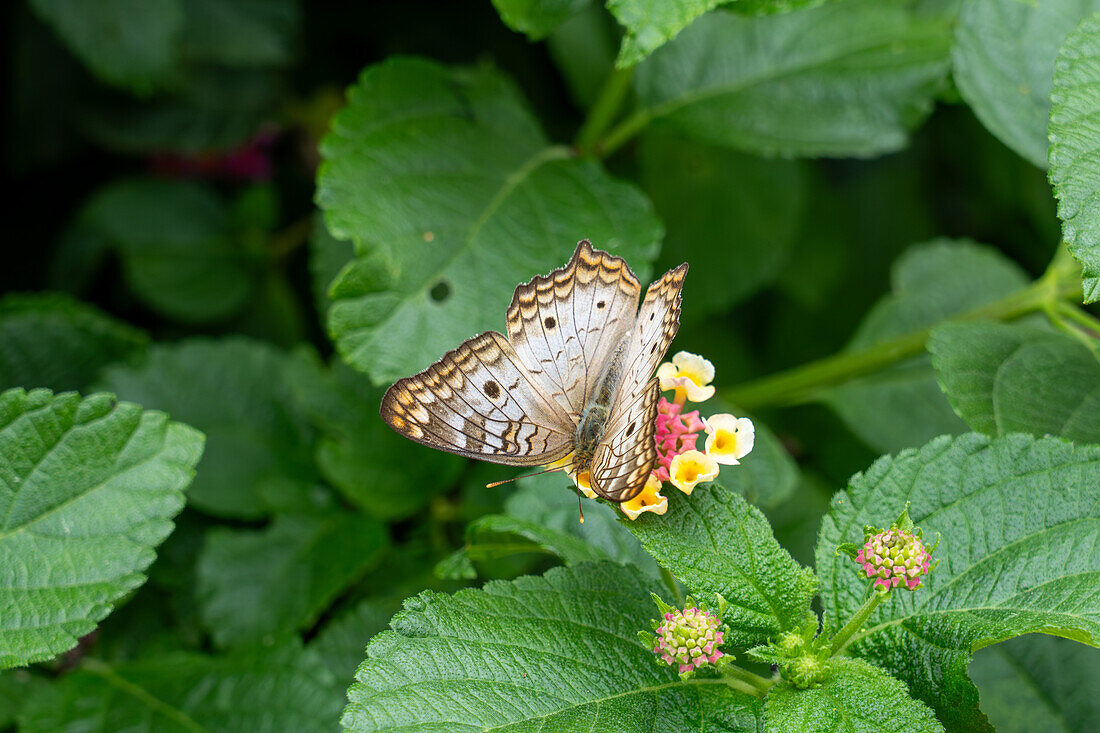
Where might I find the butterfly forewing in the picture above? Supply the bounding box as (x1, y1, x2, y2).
(380, 331, 574, 466)
(506, 240, 640, 418)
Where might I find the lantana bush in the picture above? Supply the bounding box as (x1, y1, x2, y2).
(3, 1, 1100, 732)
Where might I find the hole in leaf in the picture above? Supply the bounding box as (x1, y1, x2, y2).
(430, 280, 452, 302)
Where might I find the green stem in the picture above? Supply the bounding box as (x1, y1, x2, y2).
(719, 663, 776, 695)
(597, 108, 653, 158)
(1052, 300, 1100, 336)
(1048, 301, 1100, 359)
(830, 590, 887, 657)
(722, 254, 1083, 410)
(575, 67, 635, 152)
(660, 566, 685, 607)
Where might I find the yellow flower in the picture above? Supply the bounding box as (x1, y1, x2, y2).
(621, 473, 668, 520)
(568, 468, 598, 500)
(668, 450, 719, 495)
(657, 352, 715, 403)
(703, 414, 755, 465)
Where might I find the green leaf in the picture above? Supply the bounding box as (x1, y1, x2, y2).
(1050, 11, 1100, 302)
(0, 388, 203, 669)
(341, 562, 764, 732)
(825, 239, 1030, 453)
(491, 0, 593, 39)
(309, 599, 394, 684)
(308, 213, 354, 324)
(765, 658, 944, 732)
(632, 0, 951, 157)
(929, 322, 1100, 443)
(953, 0, 1100, 168)
(318, 57, 661, 384)
(0, 293, 147, 393)
(285, 349, 465, 519)
(816, 433, 1100, 732)
(728, 0, 829, 14)
(179, 0, 299, 67)
(626, 483, 817, 648)
(19, 640, 342, 732)
(460, 513, 612, 569)
(710, 403, 800, 509)
(545, 5, 620, 108)
(968, 634, 1100, 733)
(609, 0, 722, 67)
(507, 472, 661, 576)
(28, 0, 182, 94)
(639, 129, 808, 316)
(65, 178, 259, 322)
(197, 511, 389, 648)
(98, 338, 318, 518)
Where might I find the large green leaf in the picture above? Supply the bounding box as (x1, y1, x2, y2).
(341, 562, 764, 732)
(1050, 12, 1100, 302)
(491, 0, 593, 39)
(285, 349, 464, 520)
(0, 293, 146, 393)
(816, 433, 1100, 732)
(197, 511, 389, 648)
(639, 129, 808, 317)
(765, 658, 943, 733)
(825, 239, 1030, 454)
(317, 57, 661, 383)
(609, 0, 723, 67)
(98, 338, 318, 518)
(0, 388, 203, 669)
(626, 483, 817, 648)
(63, 178, 260, 322)
(968, 635, 1100, 733)
(19, 640, 342, 732)
(632, 0, 951, 157)
(0, 669, 47, 727)
(28, 0, 182, 94)
(506, 472, 660, 576)
(929, 322, 1100, 442)
(953, 0, 1100, 168)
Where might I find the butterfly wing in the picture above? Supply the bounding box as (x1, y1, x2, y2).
(380, 331, 575, 466)
(590, 263, 688, 502)
(506, 240, 640, 418)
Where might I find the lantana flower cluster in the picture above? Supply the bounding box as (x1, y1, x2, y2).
(838, 503, 939, 593)
(599, 351, 755, 519)
(643, 594, 730, 678)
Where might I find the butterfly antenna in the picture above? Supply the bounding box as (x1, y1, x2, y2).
(577, 493, 585, 524)
(485, 465, 567, 489)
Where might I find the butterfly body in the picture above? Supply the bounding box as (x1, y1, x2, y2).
(381, 240, 687, 503)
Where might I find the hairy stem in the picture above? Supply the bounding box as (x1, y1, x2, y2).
(597, 108, 653, 158)
(720, 662, 776, 696)
(722, 249, 1084, 410)
(576, 67, 634, 152)
(660, 566, 685, 607)
(830, 589, 887, 656)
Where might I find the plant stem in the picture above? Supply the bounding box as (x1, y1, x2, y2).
(660, 566, 684, 607)
(597, 108, 653, 158)
(830, 590, 887, 656)
(575, 67, 635, 152)
(722, 253, 1083, 410)
(720, 663, 776, 695)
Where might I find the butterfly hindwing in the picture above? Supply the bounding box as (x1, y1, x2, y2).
(380, 331, 575, 466)
(506, 240, 640, 418)
(590, 378, 661, 502)
(589, 263, 687, 502)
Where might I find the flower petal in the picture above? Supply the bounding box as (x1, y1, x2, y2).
(621, 473, 668, 520)
(668, 450, 719, 495)
(703, 414, 755, 464)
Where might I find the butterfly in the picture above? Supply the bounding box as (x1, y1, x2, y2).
(380, 240, 688, 503)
